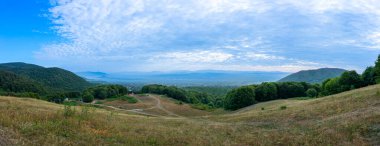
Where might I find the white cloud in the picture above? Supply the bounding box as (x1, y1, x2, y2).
(142, 62, 324, 72)
(36, 0, 380, 72)
(245, 52, 285, 60)
(364, 31, 380, 50)
(278, 0, 380, 15)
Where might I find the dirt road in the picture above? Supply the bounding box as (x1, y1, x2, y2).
(90, 94, 182, 117)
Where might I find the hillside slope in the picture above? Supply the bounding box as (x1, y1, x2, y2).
(0, 62, 92, 92)
(0, 85, 379, 145)
(279, 68, 346, 83)
(0, 70, 45, 94)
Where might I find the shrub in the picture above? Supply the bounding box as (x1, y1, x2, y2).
(280, 106, 287, 110)
(63, 105, 76, 118)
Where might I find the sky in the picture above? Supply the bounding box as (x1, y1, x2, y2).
(0, 0, 380, 73)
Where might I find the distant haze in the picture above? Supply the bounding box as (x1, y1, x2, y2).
(77, 71, 289, 87)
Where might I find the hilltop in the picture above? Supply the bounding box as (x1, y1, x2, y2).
(0, 84, 379, 145)
(278, 68, 346, 83)
(0, 62, 92, 92)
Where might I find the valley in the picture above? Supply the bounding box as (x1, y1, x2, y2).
(2, 1, 379, 145)
(1, 85, 379, 145)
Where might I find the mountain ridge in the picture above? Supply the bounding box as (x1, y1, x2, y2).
(0, 62, 92, 92)
(278, 68, 347, 83)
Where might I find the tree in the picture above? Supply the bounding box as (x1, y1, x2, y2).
(224, 86, 256, 110)
(255, 82, 278, 102)
(339, 71, 363, 91)
(276, 82, 306, 99)
(323, 77, 341, 95)
(374, 55, 380, 83)
(82, 91, 94, 103)
(362, 66, 375, 86)
(94, 88, 108, 99)
(306, 88, 318, 97)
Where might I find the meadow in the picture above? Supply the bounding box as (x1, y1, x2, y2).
(0, 84, 379, 145)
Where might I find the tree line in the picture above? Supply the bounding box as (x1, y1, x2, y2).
(0, 71, 129, 103)
(141, 84, 223, 108)
(224, 82, 320, 110)
(224, 55, 380, 110)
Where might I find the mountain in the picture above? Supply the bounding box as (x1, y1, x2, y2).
(278, 68, 347, 83)
(0, 70, 45, 94)
(78, 70, 289, 86)
(76, 71, 108, 81)
(0, 62, 92, 92)
(1, 84, 379, 145)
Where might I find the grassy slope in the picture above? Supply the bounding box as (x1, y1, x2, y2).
(1, 85, 380, 145)
(99, 94, 212, 117)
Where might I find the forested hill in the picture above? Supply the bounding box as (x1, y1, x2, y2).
(0, 70, 46, 94)
(0, 62, 92, 92)
(278, 68, 346, 83)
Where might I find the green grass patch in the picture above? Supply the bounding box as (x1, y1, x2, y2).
(104, 95, 138, 104)
(63, 101, 78, 106)
(120, 95, 138, 103)
(95, 101, 103, 104)
(191, 103, 213, 111)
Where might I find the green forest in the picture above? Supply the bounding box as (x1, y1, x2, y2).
(1, 55, 380, 111)
(141, 55, 380, 110)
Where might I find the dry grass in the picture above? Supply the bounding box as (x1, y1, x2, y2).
(101, 94, 211, 117)
(156, 96, 211, 117)
(102, 95, 155, 110)
(0, 85, 380, 145)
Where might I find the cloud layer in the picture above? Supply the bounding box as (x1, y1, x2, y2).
(37, 0, 380, 72)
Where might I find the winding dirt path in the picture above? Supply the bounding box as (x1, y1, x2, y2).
(89, 94, 183, 117)
(147, 94, 182, 117)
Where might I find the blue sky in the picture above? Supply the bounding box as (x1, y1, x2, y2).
(0, 0, 379, 73)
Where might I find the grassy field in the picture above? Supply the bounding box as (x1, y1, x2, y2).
(0, 85, 380, 145)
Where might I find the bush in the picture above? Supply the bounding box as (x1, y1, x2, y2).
(63, 105, 76, 118)
(280, 106, 287, 110)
